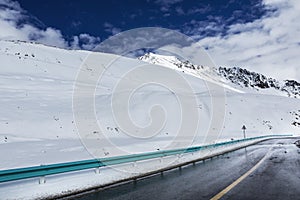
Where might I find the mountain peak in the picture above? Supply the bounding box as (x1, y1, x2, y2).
(139, 52, 300, 98)
(218, 66, 300, 98)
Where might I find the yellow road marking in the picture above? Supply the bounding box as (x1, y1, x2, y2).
(210, 151, 270, 200)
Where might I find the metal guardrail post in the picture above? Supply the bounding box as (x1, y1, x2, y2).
(95, 167, 100, 174)
(39, 176, 46, 184)
(159, 157, 163, 163)
(133, 162, 137, 167)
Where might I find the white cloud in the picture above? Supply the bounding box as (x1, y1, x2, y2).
(0, 0, 21, 11)
(71, 33, 101, 50)
(0, 0, 100, 50)
(187, 6, 211, 15)
(197, 0, 300, 81)
(0, 1, 67, 48)
(103, 22, 121, 35)
(154, 0, 183, 12)
(175, 7, 184, 15)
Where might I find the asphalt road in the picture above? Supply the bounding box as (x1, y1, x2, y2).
(72, 137, 300, 200)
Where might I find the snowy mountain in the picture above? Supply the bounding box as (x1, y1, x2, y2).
(0, 40, 299, 170)
(218, 67, 300, 98)
(139, 52, 300, 98)
(138, 52, 220, 85)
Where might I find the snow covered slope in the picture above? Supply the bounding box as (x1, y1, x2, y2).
(0, 40, 299, 170)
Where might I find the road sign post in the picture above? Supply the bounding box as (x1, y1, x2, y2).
(242, 125, 247, 139)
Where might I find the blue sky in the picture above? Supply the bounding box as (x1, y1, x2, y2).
(0, 0, 299, 81)
(16, 0, 267, 41)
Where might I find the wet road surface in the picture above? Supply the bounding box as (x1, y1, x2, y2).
(72, 137, 300, 200)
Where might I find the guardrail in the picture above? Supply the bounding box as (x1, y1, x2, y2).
(0, 134, 291, 184)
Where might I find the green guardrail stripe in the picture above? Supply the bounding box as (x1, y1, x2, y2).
(0, 134, 292, 183)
